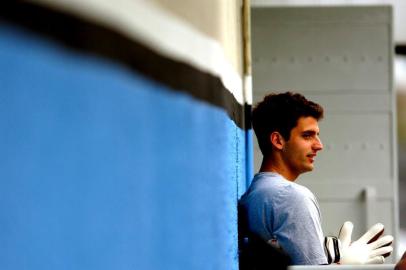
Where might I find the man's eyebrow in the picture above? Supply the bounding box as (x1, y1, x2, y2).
(302, 130, 319, 135)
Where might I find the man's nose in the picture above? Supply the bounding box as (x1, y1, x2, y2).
(314, 137, 323, 151)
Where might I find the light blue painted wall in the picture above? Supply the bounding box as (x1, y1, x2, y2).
(0, 24, 249, 270)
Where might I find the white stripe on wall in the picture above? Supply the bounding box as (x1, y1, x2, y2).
(30, 0, 247, 105)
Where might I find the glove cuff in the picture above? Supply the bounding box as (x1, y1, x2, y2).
(324, 236, 341, 264)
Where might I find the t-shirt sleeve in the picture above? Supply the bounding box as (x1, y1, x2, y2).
(271, 186, 328, 265)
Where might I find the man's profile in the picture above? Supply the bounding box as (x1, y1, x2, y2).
(238, 92, 394, 266)
(239, 92, 326, 265)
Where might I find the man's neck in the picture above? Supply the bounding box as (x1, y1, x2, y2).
(259, 155, 298, 181)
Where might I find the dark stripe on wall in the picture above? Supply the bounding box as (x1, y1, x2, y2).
(245, 103, 252, 132)
(0, 1, 250, 130)
(396, 45, 406, 56)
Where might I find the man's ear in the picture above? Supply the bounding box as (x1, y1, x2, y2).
(270, 131, 285, 150)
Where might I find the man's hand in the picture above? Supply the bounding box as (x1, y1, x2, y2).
(324, 221, 393, 264)
(339, 221, 393, 264)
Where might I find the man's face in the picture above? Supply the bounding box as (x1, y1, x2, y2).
(281, 116, 323, 177)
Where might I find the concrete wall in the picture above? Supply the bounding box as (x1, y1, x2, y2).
(0, 1, 250, 269)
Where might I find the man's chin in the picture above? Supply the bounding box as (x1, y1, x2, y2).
(302, 164, 314, 173)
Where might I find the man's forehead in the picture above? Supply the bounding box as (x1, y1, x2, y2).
(295, 116, 320, 131)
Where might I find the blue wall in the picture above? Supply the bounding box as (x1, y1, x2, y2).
(0, 23, 248, 270)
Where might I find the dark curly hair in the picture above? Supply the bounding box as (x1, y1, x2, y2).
(252, 92, 324, 156)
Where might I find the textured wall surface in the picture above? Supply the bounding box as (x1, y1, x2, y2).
(0, 1, 249, 269)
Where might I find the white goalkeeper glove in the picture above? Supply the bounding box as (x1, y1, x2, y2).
(324, 221, 393, 264)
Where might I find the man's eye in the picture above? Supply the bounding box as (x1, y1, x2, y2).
(302, 133, 313, 139)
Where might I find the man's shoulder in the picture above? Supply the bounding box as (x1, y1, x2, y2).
(244, 176, 307, 206)
(244, 173, 312, 198)
(290, 181, 314, 196)
(287, 182, 318, 205)
(247, 173, 289, 196)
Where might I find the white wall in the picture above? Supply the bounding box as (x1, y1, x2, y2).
(251, 0, 406, 44)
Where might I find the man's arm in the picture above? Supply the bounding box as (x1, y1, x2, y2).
(271, 186, 327, 265)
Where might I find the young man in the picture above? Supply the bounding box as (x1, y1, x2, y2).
(239, 92, 394, 266)
(239, 92, 326, 265)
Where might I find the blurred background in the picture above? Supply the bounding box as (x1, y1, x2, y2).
(252, 0, 406, 259)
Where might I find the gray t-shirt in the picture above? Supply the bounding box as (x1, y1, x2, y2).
(239, 172, 327, 265)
